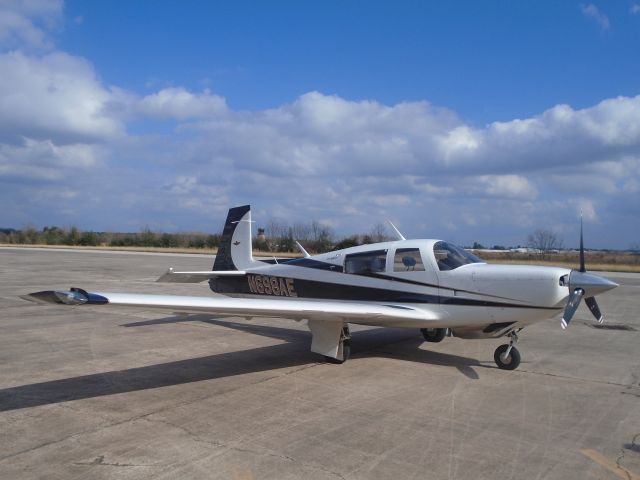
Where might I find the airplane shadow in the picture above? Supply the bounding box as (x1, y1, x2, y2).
(140, 316, 487, 379)
(124, 315, 486, 378)
(0, 317, 485, 412)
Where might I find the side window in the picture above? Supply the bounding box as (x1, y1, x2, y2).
(394, 248, 425, 271)
(344, 250, 387, 275)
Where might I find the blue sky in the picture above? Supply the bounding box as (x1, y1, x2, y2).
(1, 1, 640, 249)
(60, 1, 640, 122)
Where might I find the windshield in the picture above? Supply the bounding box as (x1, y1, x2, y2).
(433, 241, 483, 271)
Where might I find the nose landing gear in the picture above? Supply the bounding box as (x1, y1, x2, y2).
(494, 331, 521, 370)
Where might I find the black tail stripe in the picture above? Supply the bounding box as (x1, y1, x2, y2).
(213, 205, 250, 271)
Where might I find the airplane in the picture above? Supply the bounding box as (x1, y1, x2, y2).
(24, 205, 618, 370)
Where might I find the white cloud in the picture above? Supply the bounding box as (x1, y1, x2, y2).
(630, 4, 640, 14)
(571, 198, 598, 222)
(0, 0, 63, 50)
(0, 51, 124, 143)
(580, 4, 610, 30)
(0, 2, 639, 248)
(0, 137, 102, 181)
(136, 87, 228, 119)
(478, 175, 538, 200)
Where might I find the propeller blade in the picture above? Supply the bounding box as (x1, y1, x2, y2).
(579, 214, 586, 273)
(585, 297, 603, 323)
(561, 288, 585, 329)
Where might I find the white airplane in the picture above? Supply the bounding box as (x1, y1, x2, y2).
(25, 205, 618, 370)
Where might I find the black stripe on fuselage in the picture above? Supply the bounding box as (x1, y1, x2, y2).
(282, 258, 344, 272)
(208, 275, 559, 310)
(365, 272, 520, 301)
(269, 257, 525, 302)
(280, 261, 529, 303)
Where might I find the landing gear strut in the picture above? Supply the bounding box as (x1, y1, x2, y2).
(494, 331, 521, 370)
(324, 325, 351, 364)
(421, 328, 447, 343)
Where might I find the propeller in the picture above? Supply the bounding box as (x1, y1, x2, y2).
(561, 216, 617, 329)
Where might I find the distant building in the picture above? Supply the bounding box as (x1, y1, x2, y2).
(510, 247, 541, 254)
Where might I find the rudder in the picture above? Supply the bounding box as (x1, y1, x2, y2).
(213, 205, 254, 271)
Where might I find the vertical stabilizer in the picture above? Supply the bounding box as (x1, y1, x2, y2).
(213, 205, 255, 271)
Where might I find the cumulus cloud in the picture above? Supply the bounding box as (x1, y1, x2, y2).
(0, 51, 124, 144)
(0, 137, 102, 181)
(580, 4, 610, 30)
(0, 0, 63, 50)
(136, 87, 228, 119)
(1, 2, 639, 248)
(184, 91, 640, 182)
(477, 175, 538, 200)
(573, 198, 598, 222)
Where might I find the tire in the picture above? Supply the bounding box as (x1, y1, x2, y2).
(421, 328, 447, 343)
(494, 344, 521, 370)
(324, 341, 350, 364)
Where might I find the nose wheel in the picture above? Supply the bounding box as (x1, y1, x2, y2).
(494, 332, 521, 370)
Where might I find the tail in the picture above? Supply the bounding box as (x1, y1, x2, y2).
(213, 205, 255, 271)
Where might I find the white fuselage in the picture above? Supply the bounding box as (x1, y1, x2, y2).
(212, 239, 571, 338)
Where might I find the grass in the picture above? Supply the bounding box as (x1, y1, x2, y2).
(476, 251, 640, 272)
(3, 244, 639, 272)
(0, 243, 301, 258)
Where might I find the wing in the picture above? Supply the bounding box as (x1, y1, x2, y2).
(156, 268, 246, 283)
(23, 288, 440, 326)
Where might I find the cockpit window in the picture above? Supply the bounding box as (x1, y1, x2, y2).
(344, 250, 387, 275)
(433, 241, 483, 271)
(393, 248, 425, 271)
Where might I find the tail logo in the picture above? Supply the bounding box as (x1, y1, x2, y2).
(233, 241, 241, 246)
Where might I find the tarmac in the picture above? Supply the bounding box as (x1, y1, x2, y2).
(0, 246, 639, 480)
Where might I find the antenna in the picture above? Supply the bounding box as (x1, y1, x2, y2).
(387, 221, 406, 241)
(295, 240, 311, 258)
(579, 211, 585, 273)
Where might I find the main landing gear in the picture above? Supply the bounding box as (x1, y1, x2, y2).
(420, 328, 447, 343)
(494, 331, 521, 370)
(324, 325, 351, 364)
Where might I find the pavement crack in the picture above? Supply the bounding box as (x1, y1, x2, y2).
(145, 418, 346, 479)
(616, 433, 640, 480)
(615, 449, 633, 480)
(624, 433, 640, 453)
(517, 368, 634, 388)
(0, 361, 320, 465)
(73, 455, 156, 468)
(0, 408, 160, 463)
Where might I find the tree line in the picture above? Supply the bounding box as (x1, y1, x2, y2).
(0, 226, 221, 249)
(1, 225, 631, 254)
(0, 221, 393, 254)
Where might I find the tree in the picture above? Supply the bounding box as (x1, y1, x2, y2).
(333, 236, 360, 251)
(527, 229, 563, 258)
(368, 223, 390, 243)
(309, 221, 333, 253)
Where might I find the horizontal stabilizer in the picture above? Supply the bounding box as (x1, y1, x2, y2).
(156, 268, 246, 283)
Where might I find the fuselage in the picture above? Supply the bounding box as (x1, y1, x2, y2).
(209, 239, 572, 337)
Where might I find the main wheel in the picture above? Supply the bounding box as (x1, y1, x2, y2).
(421, 328, 447, 343)
(324, 341, 350, 364)
(494, 344, 521, 370)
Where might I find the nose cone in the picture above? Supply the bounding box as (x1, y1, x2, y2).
(569, 271, 618, 297)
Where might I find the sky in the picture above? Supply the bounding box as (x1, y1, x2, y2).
(1, 0, 639, 249)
